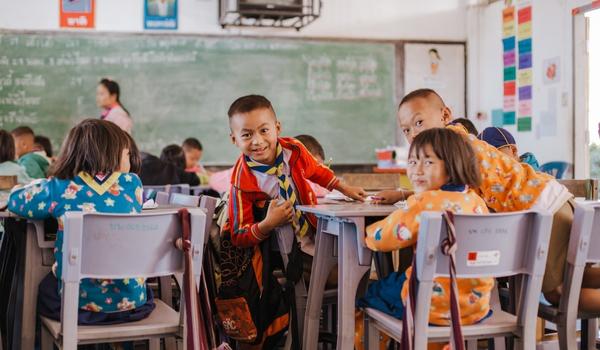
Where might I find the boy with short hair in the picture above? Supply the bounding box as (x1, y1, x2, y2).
(478, 126, 541, 171)
(11, 126, 49, 179)
(33, 135, 54, 164)
(225, 94, 365, 250)
(375, 88, 600, 311)
(295, 134, 330, 197)
(182, 137, 211, 184)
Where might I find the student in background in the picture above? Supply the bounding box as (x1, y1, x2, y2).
(363, 128, 492, 329)
(139, 145, 200, 186)
(97, 78, 133, 134)
(450, 117, 478, 136)
(33, 135, 55, 164)
(295, 134, 330, 197)
(160, 144, 201, 186)
(182, 137, 211, 185)
(0, 129, 32, 208)
(125, 133, 142, 175)
(478, 126, 540, 171)
(11, 126, 49, 179)
(8, 119, 154, 324)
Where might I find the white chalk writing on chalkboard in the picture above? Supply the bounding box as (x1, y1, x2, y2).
(305, 55, 383, 101)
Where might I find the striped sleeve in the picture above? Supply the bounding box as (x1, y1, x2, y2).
(227, 184, 268, 247)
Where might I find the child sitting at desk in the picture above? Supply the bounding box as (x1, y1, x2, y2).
(295, 134, 330, 198)
(182, 137, 211, 185)
(8, 119, 155, 324)
(374, 88, 600, 311)
(11, 126, 49, 179)
(364, 128, 493, 327)
(0, 129, 32, 208)
(478, 126, 541, 171)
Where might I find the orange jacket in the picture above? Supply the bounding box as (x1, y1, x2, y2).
(225, 137, 339, 247)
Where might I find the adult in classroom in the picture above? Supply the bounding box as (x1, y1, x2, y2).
(97, 78, 133, 134)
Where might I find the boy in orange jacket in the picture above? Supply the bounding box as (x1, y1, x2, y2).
(224, 94, 365, 254)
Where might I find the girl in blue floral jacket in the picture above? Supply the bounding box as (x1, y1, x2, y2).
(8, 119, 154, 324)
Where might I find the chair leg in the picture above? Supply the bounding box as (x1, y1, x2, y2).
(40, 326, 54, 350)
(164, 336, 176, 350)
(557, 321, 577, 350)
(586, 318, 598, 350)
(366, 316, 381, 350)
(149, 338, 161, 350)
(493, 336, 506, 350)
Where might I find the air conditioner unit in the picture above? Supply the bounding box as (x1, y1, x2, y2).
(238, 0, 303, 17)
(220, 0, 320, 30)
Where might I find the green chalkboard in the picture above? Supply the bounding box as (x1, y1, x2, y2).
(0, 32, 397, 164)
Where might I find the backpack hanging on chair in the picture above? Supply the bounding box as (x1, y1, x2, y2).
(215, 199, 301, 349)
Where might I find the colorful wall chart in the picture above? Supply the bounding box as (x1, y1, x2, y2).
(502, 5, 517, 125)
(517, 5, 532, 131)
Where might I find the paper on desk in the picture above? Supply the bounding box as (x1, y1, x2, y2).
(142, 199, 158, 209)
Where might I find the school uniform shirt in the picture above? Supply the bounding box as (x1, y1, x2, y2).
(366, 189, 494, 326)
(447, 124, 571, 213)
(0, 160, 32, 207)
(101, 104, 133, 134)
(8, 172, 146, 313)
(225, 137, 339, 248)
(18, 151, 49, 179)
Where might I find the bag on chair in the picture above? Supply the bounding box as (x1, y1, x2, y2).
(215, 200, 298, 349)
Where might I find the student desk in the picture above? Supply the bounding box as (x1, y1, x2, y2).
(297, 203, 397, 350)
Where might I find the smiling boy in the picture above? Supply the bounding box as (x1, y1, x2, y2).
(224, 94, 365, 251)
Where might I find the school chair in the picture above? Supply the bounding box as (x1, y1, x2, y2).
(538, 202, 600, 350)
(39, 209, 207, 350)
(363, 210, 553, 349)
(144, 184, 191, 197)
(557, 179, 599, 201)
(540, 162, 571, 179)
(154, 194, 218, 347)
(189, 185, 211, 196)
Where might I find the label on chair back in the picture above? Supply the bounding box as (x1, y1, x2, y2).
(466, 250, 500, 267)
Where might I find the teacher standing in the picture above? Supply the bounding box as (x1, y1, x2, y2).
(96, 78, 133, 134)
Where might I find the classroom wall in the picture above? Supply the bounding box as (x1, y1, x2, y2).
(0, 0, 467, 41)
(1, 0, 591, 169)
(467, 0, 590, 167)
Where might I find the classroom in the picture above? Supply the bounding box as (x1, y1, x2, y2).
(1, 0, 600, 349)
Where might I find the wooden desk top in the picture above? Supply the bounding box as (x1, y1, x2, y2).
(298, 202, 397, 217)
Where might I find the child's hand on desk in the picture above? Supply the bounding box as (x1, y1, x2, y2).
(371, 190, 412, 204)
(259, 199, 294, 233)
(336, 182, 367, 202)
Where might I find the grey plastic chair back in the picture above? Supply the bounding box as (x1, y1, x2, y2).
(537, 203, 597, 349)
(403, 211, 552, 349)
(144, 184, 191, 196)
(59, 209, 206, 348)
(169, 193, 201, 207)
(155, 191, 170, 205)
